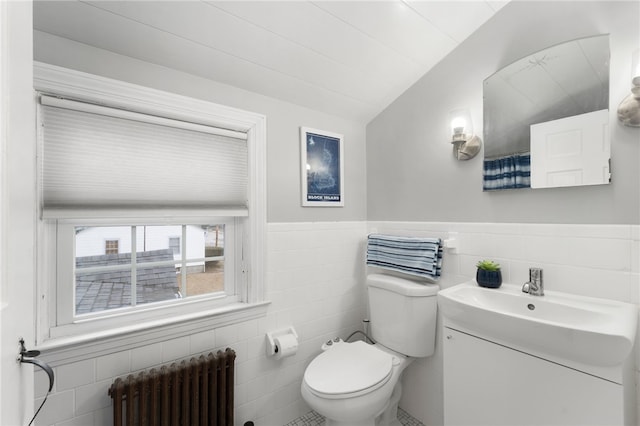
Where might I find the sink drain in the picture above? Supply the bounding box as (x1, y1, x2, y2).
(527, 303, 535, 310)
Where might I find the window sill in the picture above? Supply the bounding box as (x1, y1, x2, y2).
(35, 301, 270, 366)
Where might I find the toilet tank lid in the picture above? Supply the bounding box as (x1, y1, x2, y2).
(366, 273, 439, 296)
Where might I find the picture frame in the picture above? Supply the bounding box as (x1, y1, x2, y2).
(300, 127, 344, 207)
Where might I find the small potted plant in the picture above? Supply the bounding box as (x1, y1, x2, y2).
(476, 260, 502, 288)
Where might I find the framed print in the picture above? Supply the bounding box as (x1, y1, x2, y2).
(300, 127, 344, 207)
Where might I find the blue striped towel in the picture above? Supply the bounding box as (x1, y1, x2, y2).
(366, 234, 443, 280)
(483, 153, 531, 191)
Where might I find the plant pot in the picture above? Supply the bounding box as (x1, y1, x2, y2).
(476, 269, 502, 288)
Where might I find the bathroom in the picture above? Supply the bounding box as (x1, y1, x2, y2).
(1, 0, 638, 425)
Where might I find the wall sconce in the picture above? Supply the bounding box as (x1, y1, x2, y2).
(449, 109, 482, 160)
(617, 49, 640, 127)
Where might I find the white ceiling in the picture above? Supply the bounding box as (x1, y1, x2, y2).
(33, 1, 509, 123)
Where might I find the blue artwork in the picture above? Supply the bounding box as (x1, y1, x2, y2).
(306, 132, 341, 203)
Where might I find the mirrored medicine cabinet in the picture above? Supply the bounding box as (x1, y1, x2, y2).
(483, 35, 610, 191)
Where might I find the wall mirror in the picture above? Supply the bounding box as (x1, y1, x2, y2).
(483, 35, 610, 191)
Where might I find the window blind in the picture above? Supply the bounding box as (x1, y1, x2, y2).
(39, 95, 248, 218)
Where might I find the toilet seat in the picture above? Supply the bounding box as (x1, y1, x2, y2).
(304, 341, 393, 399)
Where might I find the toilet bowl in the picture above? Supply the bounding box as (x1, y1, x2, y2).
(301, 273, 439, 426)
(301, 340, 411, 426)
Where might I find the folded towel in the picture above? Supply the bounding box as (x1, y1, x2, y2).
(366, 234, 443, 280)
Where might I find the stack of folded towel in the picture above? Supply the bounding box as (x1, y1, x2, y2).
(366, 234, 443, 280)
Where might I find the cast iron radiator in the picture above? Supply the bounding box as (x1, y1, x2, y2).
(108, 348, 236, 426)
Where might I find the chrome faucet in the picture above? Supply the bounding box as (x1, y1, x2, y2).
(522, 267, 544, 296)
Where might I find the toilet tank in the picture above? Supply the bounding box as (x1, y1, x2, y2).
(367, 273, 439, 357)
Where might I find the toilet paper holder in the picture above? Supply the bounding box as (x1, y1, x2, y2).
(265, 326, 298, 357)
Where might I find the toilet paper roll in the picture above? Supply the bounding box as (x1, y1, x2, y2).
(274, 334, 298, 359)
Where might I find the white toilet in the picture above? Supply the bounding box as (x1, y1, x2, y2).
(301, 273, 439, 426)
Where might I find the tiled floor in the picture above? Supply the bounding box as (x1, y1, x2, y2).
(397, 409, 424, 426)
(284, 411, 324, 426)
(284, 408, 424, 426)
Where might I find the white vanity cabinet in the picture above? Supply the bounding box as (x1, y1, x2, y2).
(443, 327, 624, 426)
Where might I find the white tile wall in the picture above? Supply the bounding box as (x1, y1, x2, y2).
(32, 221, 639, 426)
(56, 359, 94, 391)
(369, 222, 639, 303)
(368, 222, 640, 426)
(33, 222, 368, 426)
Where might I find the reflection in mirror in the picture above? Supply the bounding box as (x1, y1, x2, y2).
(483, 35, 610, 191)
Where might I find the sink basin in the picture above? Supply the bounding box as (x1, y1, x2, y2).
(438, 281, 637, 368)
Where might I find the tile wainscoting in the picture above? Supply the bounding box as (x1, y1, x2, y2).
(368, 221, 639, 425)
(32, 221, 638, 426)
(33, 222, 367, 426)
(368, 222, 638, 303)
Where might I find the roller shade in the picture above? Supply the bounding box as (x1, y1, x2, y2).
(39, 95, 248, 218)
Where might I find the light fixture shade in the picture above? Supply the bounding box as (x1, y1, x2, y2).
(617, 49, 640, 127)
(447, 108, 481, 160)
(449, 109, 472, 142)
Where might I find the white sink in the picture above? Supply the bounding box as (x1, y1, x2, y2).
(438, 281, 637, 367)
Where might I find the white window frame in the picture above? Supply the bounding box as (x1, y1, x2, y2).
(34, 63, 267, 355)
(51, 219, 238, 339)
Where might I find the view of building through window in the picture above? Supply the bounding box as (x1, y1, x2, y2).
(74, 225, 225, 315)
(168, 236, 181, 254)
(104, 239, 119, 255)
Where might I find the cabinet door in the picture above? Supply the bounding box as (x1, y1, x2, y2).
(443, 328, 623, 426)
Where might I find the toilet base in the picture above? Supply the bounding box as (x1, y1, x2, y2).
(319, 412, 402, 426)
(376, 379, 402, 426)
(319, 411, 401, 426)
(318, 380, 404, 426)
(302, 343, 415, 426)
(324, 418, 375, 426)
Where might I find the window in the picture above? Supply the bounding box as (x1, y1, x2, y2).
(168, 236, 181, 255)
(74, 224, 229, 316)
(104, 239, 119, 255)
(35, 63, 266, 344)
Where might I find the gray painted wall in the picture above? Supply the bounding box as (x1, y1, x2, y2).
(367, 1, 640, 224)
(34, 31, 368, 224)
